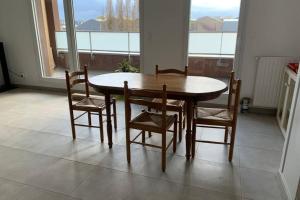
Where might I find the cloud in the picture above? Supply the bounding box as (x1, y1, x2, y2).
(191, 0, 241, 10)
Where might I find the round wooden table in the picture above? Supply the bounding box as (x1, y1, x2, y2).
(89, 72, 228, 159)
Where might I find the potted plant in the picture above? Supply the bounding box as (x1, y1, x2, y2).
(115, 59, 139, 73)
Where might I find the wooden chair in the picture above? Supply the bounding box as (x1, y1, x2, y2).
(191, 72, 241, 161)
(65, 65, 117, 142)
(149, 65, 187, 142)
(124, 81, 178, 172)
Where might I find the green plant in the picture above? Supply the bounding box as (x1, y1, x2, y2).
(115, 59, 139, 73)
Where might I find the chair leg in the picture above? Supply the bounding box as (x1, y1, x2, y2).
(224, 126, 229, 143)
(88, 111, 92, 126)
(162, 132, 166, 172)
(142, 130, 145, 146)
(228, 125, 236, 162)
(178, 110, 182, 142)
(191, 120, 196, 158)
(183, 103, 186, 129)
(126, 126, 131, 163)
(173, 115, 178, 153)
(148, 106, 152, 138)
(99, 110, 104, 143)
(112, 99, 117, 130)
(70, 110, 76, 139)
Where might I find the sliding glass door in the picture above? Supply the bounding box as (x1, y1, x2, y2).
(33, 0, 140, 79)
(188, 0, 241, 78)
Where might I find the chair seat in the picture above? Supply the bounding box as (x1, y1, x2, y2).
(152, 98, 184, 109)
(73, 97, 105, 111)
(72, 93, 108, 101)
(130, 111, 176, 132)
(195, 107, 233, 125)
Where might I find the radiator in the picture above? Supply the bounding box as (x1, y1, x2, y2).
(253, 56, 299, 108)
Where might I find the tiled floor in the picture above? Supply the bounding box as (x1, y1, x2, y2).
(0, 88, 286, 200)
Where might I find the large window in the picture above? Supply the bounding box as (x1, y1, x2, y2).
(188, 0, 241, 78)
(34, 0, 140, 78)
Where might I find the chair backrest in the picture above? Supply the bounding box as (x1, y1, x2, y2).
(228, 76, 241, 122)
(227, 71, 235, 109)
(65, 65, 89, 104)
(124, 81, 168, 130)
(155, 65, 188, 76)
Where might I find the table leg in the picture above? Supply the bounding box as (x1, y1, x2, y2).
(105, 92, 113, 148)
(185, 99, 194, 160)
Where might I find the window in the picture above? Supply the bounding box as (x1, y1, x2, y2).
(33, 0, 140, 78)
(188, 0, 241, 78)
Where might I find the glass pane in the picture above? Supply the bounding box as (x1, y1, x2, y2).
(34, 0, 69, 78)
(221, 33, 237, 55)
(129, 33, 140, 53)
(55, 31, 68, 50)
(76, 32, 91, 51)
(91, 32, 129, 52)
(188, 0, 241, 78)
(189, 33, 222, 54)
(73, 0, 140, 74)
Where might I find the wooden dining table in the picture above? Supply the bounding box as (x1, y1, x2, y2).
(89, 72, 227, 159)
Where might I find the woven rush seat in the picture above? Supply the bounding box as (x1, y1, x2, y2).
(73, 97, 106, 111)
(130, 111, 175, 132)
(195, 107, 232, 122)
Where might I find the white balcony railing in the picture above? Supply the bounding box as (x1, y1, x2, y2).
(55, 31, 237, 56)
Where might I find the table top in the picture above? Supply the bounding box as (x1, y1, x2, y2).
(89, 72, 227, 100)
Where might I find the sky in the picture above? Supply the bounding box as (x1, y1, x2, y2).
(191, 0, 241, 19)
(58, 0, 241, 21)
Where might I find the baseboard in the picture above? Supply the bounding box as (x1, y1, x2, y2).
(279, 170, 293, 200)
(12, 84, 66, 93)
(12, 84, 101, 96)
(248, 106, 277, 115)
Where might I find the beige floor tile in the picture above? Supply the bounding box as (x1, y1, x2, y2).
(240, 167, 285, 200)
(25, 158, 97, 195)
(239, 146, 282, 172)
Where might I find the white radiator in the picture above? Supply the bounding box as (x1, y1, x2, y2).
(253, 56, 299, 108)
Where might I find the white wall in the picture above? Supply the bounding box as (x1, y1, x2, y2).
(238, 0, 300, 99)
(281, 77, 300, 199)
